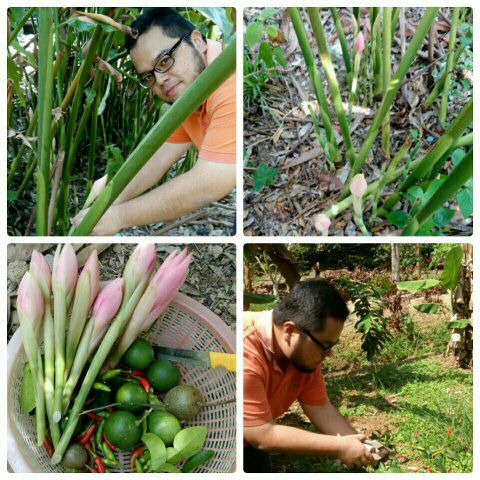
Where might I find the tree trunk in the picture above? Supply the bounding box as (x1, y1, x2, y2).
(415, 244, 421, 278)
(451, 244, 473, 368)
(391, 244, 400, 282)
(258, 244, 301, 290)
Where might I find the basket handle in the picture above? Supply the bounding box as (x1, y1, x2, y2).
(209, 352, 236, 372)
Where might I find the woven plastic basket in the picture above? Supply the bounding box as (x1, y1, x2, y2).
(8, 292, 236, 473)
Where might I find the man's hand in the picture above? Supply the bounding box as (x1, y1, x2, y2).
(71, 205, 122, 236)
(334, 433, 376, 468)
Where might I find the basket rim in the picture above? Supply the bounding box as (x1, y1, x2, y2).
(7, 292, 236, 473)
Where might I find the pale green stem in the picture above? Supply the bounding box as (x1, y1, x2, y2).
(382, 8, 392, 159)
(62, 317, 94, 414)
(439, 7, 460, 124)
(353, 197, 371, 236)
(51, 279, 149, 464)
(52, 287, 67, 423)
(36, 350, 46, 446)
(329, 8, 352, 78)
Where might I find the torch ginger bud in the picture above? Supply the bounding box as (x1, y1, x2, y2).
(52, 244, 78, 306)
(17, 271, 44, 334)
(30, 250, 51, 300)
(84, 175, 108, 208)
(313, 214, 331, 236)
(354, 32, 365, 54)
(350, 173, 368, 198)
(123, 244, 157, 298)
(81, 250, 101, 308)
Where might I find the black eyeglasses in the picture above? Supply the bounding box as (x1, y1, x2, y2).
(296, 325, 338, 352)
(139, 33, 190, 89)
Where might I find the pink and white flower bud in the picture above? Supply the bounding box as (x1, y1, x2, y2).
(354, 32, 365, 54)
(17, 271, 44, 333)
(313, 214, 331, 236)
(82, 250, 101, 308)
(350, 174, 368, 198)
(123, 244, 157, 296)
(90, 278, 124, 351)
(30, 250, 51, 300)
(52, 244, 78, 305)
(84, 175, 108, 208)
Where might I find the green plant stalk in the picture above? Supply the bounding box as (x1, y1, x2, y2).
(36, 350, 47, 446)
(72, 38, 237, 235)
(308, 106, 334, 170)
(43, 302, 60, 446)
(306, 8, 357, 167)
(353, 197, 371, 236)
(349, 51, 362, 123)
(287, 8, 339, 162)
(7, 7, 37, 46)
(52, 286, 67, 424)
(401, 148, 472, 235)
(345, 8, 439, 191)
(391, 7, 400, 40)
(36, 8, 55, 235)
(439, 7, 460, 124)
(382, 8, 392, 159)
(429, 132, 473, 179)
(62, 317, 94, 414)
(51, 278, 149, 464)
(87, 95, 100, 195)
(372, 13, 383, 95)
(329, 8, 352, 77)
(425, 48, 463, 107)
(56, 26, 104, 232)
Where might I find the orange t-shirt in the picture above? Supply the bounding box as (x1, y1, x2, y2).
(243, 311, 330, 428)
(167, 39, 235, 164)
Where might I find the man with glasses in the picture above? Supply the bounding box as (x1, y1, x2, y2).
(244, 279, 376, 472)
(74, 8, 235, 235)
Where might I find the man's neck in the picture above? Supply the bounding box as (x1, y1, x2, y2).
(272, 324, 290, 371)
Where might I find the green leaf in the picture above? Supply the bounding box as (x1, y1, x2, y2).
(19, 362, 36, 413)
(7, 56, 26, 107)
(142, 433, 167, 471)
(440, 245, 463, 290)
(84, 87, 97, 105)
(259, 8, 280, 20)
(67, 16, 117, 33)
(246, 22, 263, 48)
(273, 46, 286, 67)
(432, 207, 455, 227)
(259, 42, 274, 68)
(414, 303, 440, 314)
(387, 210, 410, 228)
(7, 190, 16, 202)
(195, 7, 233, 40)
(253, 162, 278, 191)
(450, 148, 465, 166)
(106, 145, 125, 180)
(457, 188, 473, 218)
(396, 279, 441, 293)
(156, 464, 182, 473)
(172, 426, 208, 461)
(182, 450, 215, 473)
(266, 25, 278, 37)
(447, 319, 471, 329)
(405, 186, 424, 203)
(244, 292, 276, 305)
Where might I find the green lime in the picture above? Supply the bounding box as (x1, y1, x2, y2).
(115, 383, 147, 412)
(146, 360, 180, 392)
(122, 338, 154, 370)
(165, 385, 204, 420)
(103, 411, 142, 451)
(147, 411, 181, 445)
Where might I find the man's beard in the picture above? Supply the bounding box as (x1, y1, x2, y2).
(290, 343, 317, 373)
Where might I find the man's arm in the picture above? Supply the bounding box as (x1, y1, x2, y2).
(301, 401, 359, 436)
(244, 423, 374, 468)
(89, 158, 235, 235)
(114, 141, 192, 204)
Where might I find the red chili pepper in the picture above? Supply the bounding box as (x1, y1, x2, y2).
(87, 412, 104, 422)
(425, 466, 431, 472)
(446, 427, 452, 436)
(107, 406, 115, 413)
(102, 432, 117, 451)
(43, 437, 54, 456)
(132, 370, 146, 378)
(138, 377, 150, 393)
(130, 446, 144, 470)
(94, 457, 106, 473)
(79, 423, 97, 445)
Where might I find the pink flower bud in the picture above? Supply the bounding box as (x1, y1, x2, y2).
(81, 250, 100, 308)
(123, 244, 157, 296)
(313, 214, 331, 236)
(84, 175, 108, 207)
(52, 244, 78, 305)
(30, 250, 51, 300)
(354, 32, 364, 54)
(349, 174, 368, 198)
(17, 271, 44, 332)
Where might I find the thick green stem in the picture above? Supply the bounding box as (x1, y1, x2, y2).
(382, 8, 392, 159)
(36, 8, 55, 235)
(72, 38, 237, 235)
(53, 287, 67, 423)
(345, 8, 439, 191)
(401, 148, 472, 235)
(329, 8, 352, 77)
(439, 7, 460, 124)
(306, 8, 357, 167)
(288, 8, 339, 162)
(51, 280, 149, 464)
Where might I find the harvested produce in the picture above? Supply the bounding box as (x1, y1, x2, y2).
(103, 411, 142, 451)
(147, 411, 181, 445)
(61, 443, 88, 470)
(165, 385, 204, 420)
(146, 360, 181, 392)
(122, 338, 154, 370)
(115, 383, 148, 413)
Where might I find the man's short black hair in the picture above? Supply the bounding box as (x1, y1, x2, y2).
(125, 8, 197, 52)
(272, 279, 349, 332)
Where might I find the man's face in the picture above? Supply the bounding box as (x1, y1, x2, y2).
(130, 26, 206, 103)
(289, 317, 344, 373)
